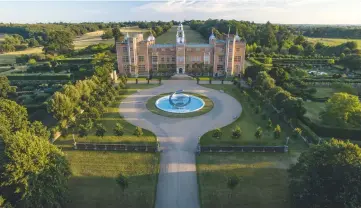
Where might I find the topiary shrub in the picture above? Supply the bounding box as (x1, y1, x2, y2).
(212, 128, 222, 138)
(134, 126, 143, 137)
(232, 126, 242, 139)
(114, 122, 124, 136)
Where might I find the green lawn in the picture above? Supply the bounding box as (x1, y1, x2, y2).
(56, 84, 159, 146)
(313, 87, 335, 98)
(156, 25, 207, 44)
(146, 92, 214, 118)
(307, 37, 361, 48)
(200, 85, 306, 150)
(64, 150, 159, 207)
(197, 152, 300, 208)
(0, 54, 17, 65)
(304, 101, 326, 123)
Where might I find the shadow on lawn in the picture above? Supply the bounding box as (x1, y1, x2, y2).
(198, 166, 291, 208)
(67, 174, 157, 208)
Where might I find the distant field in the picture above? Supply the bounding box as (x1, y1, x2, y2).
(307, 37, 361, 48)
(73, 30, 114, 49)
(120, 26, 148, 36)
(156, 25, 207, 44)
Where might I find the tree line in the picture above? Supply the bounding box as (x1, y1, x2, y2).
(188, 19, 361, 58)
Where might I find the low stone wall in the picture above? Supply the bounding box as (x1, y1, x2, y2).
(198, 145, 288, 153)
(74, 142, 159, 152)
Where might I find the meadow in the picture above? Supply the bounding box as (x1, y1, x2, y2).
(307, 37, 361, 48)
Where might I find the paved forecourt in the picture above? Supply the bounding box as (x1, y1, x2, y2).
(119, 80, 242, 208)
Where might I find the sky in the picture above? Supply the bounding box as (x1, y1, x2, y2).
(0, 0, 360, 25)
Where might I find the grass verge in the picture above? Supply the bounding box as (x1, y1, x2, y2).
(64, 150, 159, 207)
(146, 92, 213, 118)
(197, 152, 299, 207)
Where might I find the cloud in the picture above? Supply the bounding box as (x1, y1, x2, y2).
(131, 0, 361, 24)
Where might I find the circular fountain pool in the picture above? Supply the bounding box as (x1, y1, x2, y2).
(155, 91, 205, 114)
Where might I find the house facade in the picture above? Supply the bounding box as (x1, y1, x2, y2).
(115, 23, 246, 76)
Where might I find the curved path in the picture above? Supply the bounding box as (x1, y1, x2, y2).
(119, 80, 242, 208)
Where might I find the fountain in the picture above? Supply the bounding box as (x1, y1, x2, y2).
(155, 90, 205, 113)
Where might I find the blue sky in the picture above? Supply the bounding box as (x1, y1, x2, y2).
(1, 0, 360, 24)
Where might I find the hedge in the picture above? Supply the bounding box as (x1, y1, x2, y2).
(6, 74, 71, 80)
(300, 116, 361, 140)
(56, 58, 92, 65)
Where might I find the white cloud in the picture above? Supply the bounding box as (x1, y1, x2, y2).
(131, 0, 361, 24)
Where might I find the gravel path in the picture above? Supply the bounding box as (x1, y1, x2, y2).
(119, 80, 242, 208)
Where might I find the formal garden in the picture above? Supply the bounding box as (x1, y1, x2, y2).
(2, 19, 361, 208)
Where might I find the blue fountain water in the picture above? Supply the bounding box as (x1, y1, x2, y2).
(155, 91, 205, 114)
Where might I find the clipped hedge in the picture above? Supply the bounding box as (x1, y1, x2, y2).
(7, 74, 71, 80)
(300, 116, 361, 140)
(56, 58, 92, 65)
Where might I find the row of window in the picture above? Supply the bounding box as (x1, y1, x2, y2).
(122, 55, 241, 64)
(122, 46, 242, 54)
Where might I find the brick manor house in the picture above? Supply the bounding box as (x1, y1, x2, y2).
(116, 23, 246, 76)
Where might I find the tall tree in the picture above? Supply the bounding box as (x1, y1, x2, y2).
(321, 92, 361, 126)
(43, 31, 74, 55)
(1, 130, 71, 207)
(289, 139, 361, 207)
(0, 76, 14, 99)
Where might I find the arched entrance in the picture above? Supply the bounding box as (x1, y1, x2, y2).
(178, 68, 183, 74)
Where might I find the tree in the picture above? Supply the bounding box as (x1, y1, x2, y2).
(304, 44, 315, 56)
(112, 26, 124, 44)
(264, 57, 272, 64)
(255, 127, 263, 139)
(1, 130, 71, 207)
(273, 125, 281, 139)
(29, 121, 50, 139)
(260, 21, 277, 48)
(246, 77, 252, 86)
(267, 119, 273, 130)
(212, 128, 222, 138)
(322, 92, 361, 126)
(289, 139, 361, 207)
(289, 45, 304, 55)
(78, 124, 89, 137)
(327, 59, 335, 65)
(101, 28, 113, 40)
(0, 99, 29, 132)
(116, 173, 129, 192)
(232, 126, 242, 138)
(47, 92, 75, 122)
(255, 71, 275, 91)
(292, 128, 302, 139)
(268, 67, 289, 86)
(95, 123, 106, 137)
(27, 58, 37, 65)
(0, 76, 15, 99)
(134, 126, 143, 137)
(114, 122, 124, 136)
(43, 31, 74, 55)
